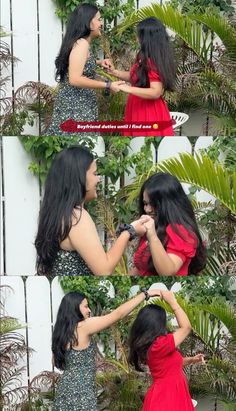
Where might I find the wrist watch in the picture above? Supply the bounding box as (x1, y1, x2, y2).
(141, 287, 150, 301)
(104, 79, 111, 96)
(116, 223, 137, 241)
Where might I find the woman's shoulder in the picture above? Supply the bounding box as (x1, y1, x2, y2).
(165, 224, 197, 257)
(72, 38, 90, 53)
(74, 37, 89, 46)
(72, 207, 94, 227)
(148, 333, 175, 357)
(166, 224, 197, 244)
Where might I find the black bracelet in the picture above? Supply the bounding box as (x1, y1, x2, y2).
(104, 79, 111, 96)
(116, 223, 137, 241)
(141, 287, 150, 301)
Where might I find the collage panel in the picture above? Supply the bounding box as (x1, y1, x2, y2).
(1, 0, 236, 136)
(1, 275, 236, 410)
(1, 135, 235, 277)
(1, 0, 236, 411)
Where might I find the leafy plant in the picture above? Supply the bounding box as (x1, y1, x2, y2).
(169, 0, 235, 16)
(122, 152, 236, 214)
(19, 136, 97, 184)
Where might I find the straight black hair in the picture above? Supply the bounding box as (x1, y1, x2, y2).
(138, 172, 206, 274)
(35, 145, 94, 275)
(129, 304, 167, 371)
(55, 3, 99, 81)
(52, 291, 86, 370)
(134, 17, 175, 91)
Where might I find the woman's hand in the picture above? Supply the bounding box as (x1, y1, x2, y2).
(140, 215, 156, 239)
(147, 288, 162, 298)
(116, 83, 131, 93)
(159, 290, 178, 307)
(100, 59, 116, 75)
(110, 80, 125, 93)
(99, 59, 113, 69)
(191, 354, 205, 364)
(130, 218, 147, 236)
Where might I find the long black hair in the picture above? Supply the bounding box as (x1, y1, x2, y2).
(129, 304, 167, 371)
(139, 172, 206, 275)
(55, 3, 99, 82)
(35, 145, 94, 275)
(133, 17, 175, 91)
(52, 291, 86, 370)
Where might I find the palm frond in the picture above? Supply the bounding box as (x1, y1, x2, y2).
(123, 153, 236, 214)
(191, 14, 236, 59)
(202, 245, 236, 276)
(200, 302, 236, 341)
(152, 297, 235, 352)
(119, 4, 217, 63)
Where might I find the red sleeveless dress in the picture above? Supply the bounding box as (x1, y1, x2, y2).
(142, 334, 194, 411)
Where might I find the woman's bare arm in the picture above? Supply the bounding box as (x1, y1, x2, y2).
(80, 288, 161, 335)
(67, 209, 146, 275)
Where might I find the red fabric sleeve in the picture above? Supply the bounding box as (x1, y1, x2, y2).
(148, 69, 161, 82)
(148, 334, 175, 358)
(166, 224, 197, 262)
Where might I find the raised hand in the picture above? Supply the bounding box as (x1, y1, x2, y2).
(130, 218, 147, 236)
(147, 288, 162, 298)
(140, 214, 156, 239)
(160, 290, 178, 307)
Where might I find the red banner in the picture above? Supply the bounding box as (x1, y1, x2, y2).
(60, 119, 175, 133)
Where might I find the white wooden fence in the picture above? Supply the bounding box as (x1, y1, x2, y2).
(0, 136, 214, 275)
(1, 0, 218, 136)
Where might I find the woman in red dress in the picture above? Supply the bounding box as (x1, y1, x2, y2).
(130, 173, 206, 275)
(129, 290, 205, 411)
(104, 17, 176, 136)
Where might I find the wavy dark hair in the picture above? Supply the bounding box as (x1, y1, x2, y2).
(52, 291, 86, 370)
(55, 3, 99, 82)
(129, 304, 167, 371)
(138, 172, 206, 275)
(133, 17, 175, 91)
(35, 145, 94, 275)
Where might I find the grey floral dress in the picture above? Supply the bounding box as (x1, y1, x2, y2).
(52, 343, 97, 411)
(47, 53, 99, 136)
(50, 250, 93, 277)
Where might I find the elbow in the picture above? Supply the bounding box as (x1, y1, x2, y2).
(157, 267, 178, 276)
(93, 266, 113, 276)
(68, 75, 82, 87)
(68, 77, 77, 86)
(186, 324, 192, 334)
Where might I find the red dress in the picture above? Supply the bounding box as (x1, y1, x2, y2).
(142, 333, 194, 411)
(133, 224, 197, 276)
(123, 62, 174, 136)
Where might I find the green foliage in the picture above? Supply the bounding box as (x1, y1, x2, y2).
(177, 276, 236, 303)
(168, 0, 235, 16)
(51, 0, 136, 61)
(1, 110, 34, 136)
(19, 136, 97, 183)
(202, 136, 236, 174)
(123, 152, 236, 214)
